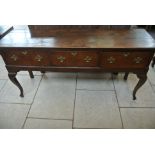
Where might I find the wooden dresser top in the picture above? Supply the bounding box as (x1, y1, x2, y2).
(0, 28, 155, 49)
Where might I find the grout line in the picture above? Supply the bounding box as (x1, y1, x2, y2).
(27, 117, 72, 121)
(21, 75, 43, 129)
(72, 73, 78, 129)
(73, 127, 121, 129)
(76, 89, 115, 91)
(119, 107, 155, 109)
(30, 75, 43, 105)
(1, 102, 155, 109)
(112, 75, 124, 129)
(0, 102, 31, 105)
(148, 78, 155, 93)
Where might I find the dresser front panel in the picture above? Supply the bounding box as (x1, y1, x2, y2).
(2, 49, 154, 70)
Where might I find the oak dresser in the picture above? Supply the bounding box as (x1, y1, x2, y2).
(0, 27, 155, 100)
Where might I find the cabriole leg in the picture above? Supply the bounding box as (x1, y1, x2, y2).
(133, 73, 147, 100)
(41, 71, 45, 74)
(151, 57, 155, 67)
(8, 72, 24, 97)
(113, 72, 118, 75)
(124, 72, 129, 80)
(28, 71, 34, 78)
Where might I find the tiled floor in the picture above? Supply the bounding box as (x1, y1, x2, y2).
(0, 26, 155, 129)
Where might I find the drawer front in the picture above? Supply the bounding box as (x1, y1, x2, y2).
(77, 52, 98, 67)
(100, 52, 153, 68)
(50, 52, 77, 66)
(4, 49, 50, 66)
(50, 51, 99, 67)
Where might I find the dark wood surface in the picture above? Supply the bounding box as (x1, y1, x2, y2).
(0, 27, 155, 100)
(0, 28, 155, 49)
(28, 25, 131, 37)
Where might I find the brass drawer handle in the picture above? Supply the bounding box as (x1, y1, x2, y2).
(123, 52, 130, 57)
(84, 56, 92, 63)
(10, 55, 18, 61)
(134, 57, 143, 64)
(107, 57, 116, 64)
(35, 55, 43, 62)
(57, 56, 66, 63)
(71, 52, 77, 56)
(21, 51, 28, 55)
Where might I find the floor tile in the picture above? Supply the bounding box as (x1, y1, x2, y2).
(152, 85, 155, 93)
(18, 71, 42, 76)
(44, 72, 77, 78)
(24, 118, 72, 129)
(148, 66, 155, 85)
(73, 90, 122, 129)
(0, 65, 8, 79)
(0, 55, 5, 65)
(77, 73, 112, 79)
(0, 75, 42, 104)
(13, 25, 28, 30)
(0, 80, 7, 91)
(77, 73, 114, 90)
(114, 73, 155, 107)
(121, 108, 155, 129)
(0, 104, 30, 129)
(28, 73, 76, 119)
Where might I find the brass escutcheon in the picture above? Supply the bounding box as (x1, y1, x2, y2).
(10, 55, 18, 61)
(123, 52, 130, 57)
(57, 56, 66, 63)
(134, 57, 143, 64)
(84, 56, 92, 63)
(35, 55, 43, 62)
(71, 52, 77, 56)
(107, 57, 116, 64)
(21, 51, 28, 55)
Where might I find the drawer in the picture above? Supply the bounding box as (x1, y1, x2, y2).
(4, 49, 50, 66)
(50, 51, 77, 66)
(50, 51, 99, 67)
(100, 52, 153, 68)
